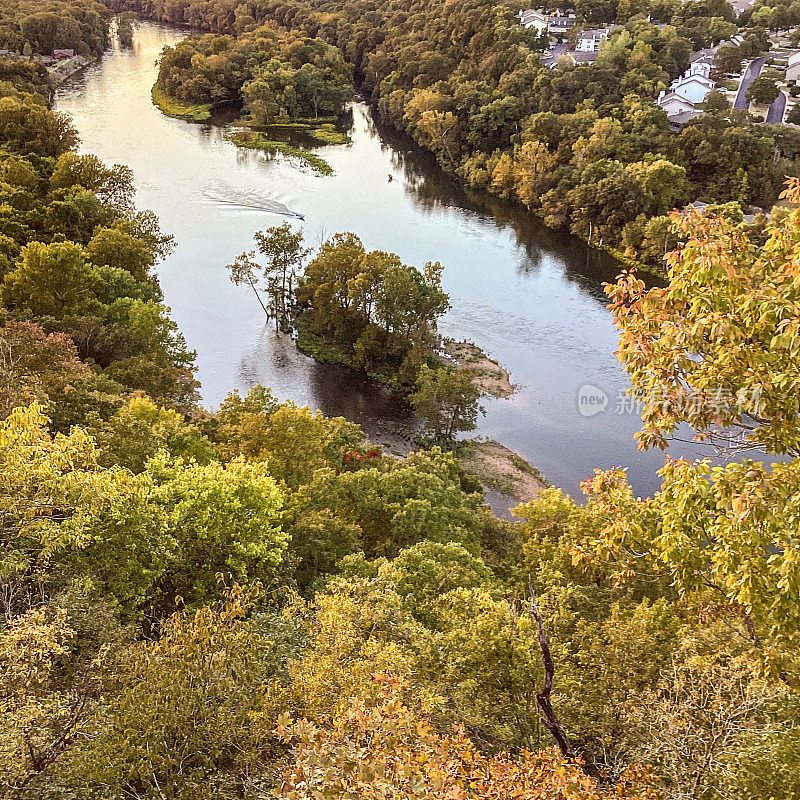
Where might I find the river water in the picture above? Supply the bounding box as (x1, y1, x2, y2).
(54, 21, 713, 498)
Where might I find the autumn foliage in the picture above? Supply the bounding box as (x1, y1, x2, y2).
(278, 674, 659, 800)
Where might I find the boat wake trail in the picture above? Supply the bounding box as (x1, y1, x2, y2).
(202, 189, 304, 219)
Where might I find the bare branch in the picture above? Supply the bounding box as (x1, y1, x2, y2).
(528, 577, 575, 760)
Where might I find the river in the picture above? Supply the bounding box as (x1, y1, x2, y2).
(54, 21, 714, 499)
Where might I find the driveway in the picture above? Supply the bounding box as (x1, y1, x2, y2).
(766, 90, 787, 124)
(734, 55, 769, 110)
(541, 42, 568, 67)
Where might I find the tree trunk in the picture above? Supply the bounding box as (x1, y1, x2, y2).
(249, 278, 269, 317)
(528, 578, 575, 760)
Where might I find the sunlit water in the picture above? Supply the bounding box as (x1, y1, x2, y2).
(54, 21, 718, 498)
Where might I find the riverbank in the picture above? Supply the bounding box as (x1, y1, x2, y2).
(294, 327, 545, 510)
(358, 412, 547, 516)
(293, 319, 545, 506)
(441, 339, 514, 398)
(151, 83, 211, 120)
(48, 54, 96, 87)
(461, 440, 548, 502)
(0, 52, 96, 96)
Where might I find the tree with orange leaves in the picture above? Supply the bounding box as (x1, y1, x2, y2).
(606, 177, 800, 458)
(570, 179, 800, 675)
(277, 673, 659, 800)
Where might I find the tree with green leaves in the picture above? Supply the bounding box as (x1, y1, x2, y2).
(71, 452, 286, 617)
(607, 181, 800, 458)
(228, 223, 308, 329)
(0, 404, 127, 619)
(254, 223, 309, 327)
(578, 178, 800, 676)
(50, 152, 135, 209)
(289, 232, 449, 384)
(4, 241, 96, 317)
(86, 227, 153, 281)
(746, 73, 780, 106)
(0, 96, 78, 158)
(68, 588, 277, 799)
(711, 44, 742, 83)
(410, 365, 482, 446)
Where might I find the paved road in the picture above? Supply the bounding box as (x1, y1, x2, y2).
(766, 90, 787, 124)
(541, 42, 568, 66)
(734, 55, 769, 110)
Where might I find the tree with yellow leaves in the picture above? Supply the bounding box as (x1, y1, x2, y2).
(277, 673, 659, 800)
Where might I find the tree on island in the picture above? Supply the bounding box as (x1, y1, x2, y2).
(410, 364, 482, 447)
(226, 223, 308, 330)
(116, 13, 137, 48)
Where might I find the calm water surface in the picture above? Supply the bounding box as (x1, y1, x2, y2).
(55, 22, 714, 497)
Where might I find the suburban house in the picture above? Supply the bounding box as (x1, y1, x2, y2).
(518, 9, 549, 31)
(655, 47, 723, 123)
(666, 108, 704, 128)
(657, 91, 698, 116)
(53, 49, 75, 59)
(656, 90, 703, 127)
(729, 0, 755, 13)
(547, 14, 576, 34)
(687, 55, 714, 79)
(667, 65, 715, 104)
(576, 27, 616, 52)
(689, 48, 716, 68)
(787, 50, 800, 83)
(542, 49, 587, 67)
(517, 9, 576, 34)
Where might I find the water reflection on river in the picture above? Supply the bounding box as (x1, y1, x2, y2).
(55, 21, 715, 498)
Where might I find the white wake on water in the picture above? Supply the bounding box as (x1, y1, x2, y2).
(202, 188, 304, 219)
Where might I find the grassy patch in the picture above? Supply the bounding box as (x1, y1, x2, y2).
(309, 124, 351, 145)
(508, 453, 550, 486)
(263, 116, 338, 126)
(228, 131, 333, 175)
(151, 83, 211, 121)
(256, 121, 351, 144)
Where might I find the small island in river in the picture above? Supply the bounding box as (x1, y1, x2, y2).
(225, 222, 545, 503)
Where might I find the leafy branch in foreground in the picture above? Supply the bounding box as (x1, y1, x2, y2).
(607, 177, 800, 459)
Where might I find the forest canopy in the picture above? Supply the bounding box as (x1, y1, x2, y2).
(1, 4, 800, 800)
(112, 0, 800, 266)
(0, 1, 110, 57)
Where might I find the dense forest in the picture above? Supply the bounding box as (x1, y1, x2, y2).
(107, 0, 800, 265)
(1, 3, 800, 800)
(0, 1, 110, 57)
(156, 25, 353, 121)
